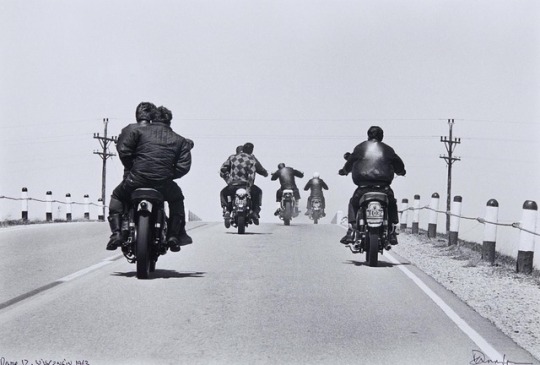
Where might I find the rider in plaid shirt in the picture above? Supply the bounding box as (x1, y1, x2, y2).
(219, 142, 268, 224)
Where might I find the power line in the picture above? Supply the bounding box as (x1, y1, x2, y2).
(440, 119, 461, 232)
(93, 118, 117, 219)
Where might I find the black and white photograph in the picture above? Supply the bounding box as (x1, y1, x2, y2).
(1, 0, 539, 364)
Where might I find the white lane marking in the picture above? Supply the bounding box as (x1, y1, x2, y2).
(57, 255, 121, 282)
(385, 252, 504, 361)
(337, 224, 504, 361)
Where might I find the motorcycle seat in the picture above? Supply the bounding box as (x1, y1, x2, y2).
(131, 188, 164, 203)
(358, 192, 388, 205)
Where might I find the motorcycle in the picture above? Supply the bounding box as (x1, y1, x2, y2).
(120, 188, 169, 279)
(225, 186, 253, 234)
(307, 196, 323, 224)
(348, 190, 392, 267)
(278, 189, 297, 226)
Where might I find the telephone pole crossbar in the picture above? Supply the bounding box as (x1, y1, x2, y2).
(440, 119, 461, 232)
(93, 118, 117, 220)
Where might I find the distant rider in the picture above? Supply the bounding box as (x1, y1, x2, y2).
(338, 126, 405, 245)
(219, 142, 268, 225)
(107, 105, 193, 252)
(271, 163, 304, 217)
(304, 172, 329, 217)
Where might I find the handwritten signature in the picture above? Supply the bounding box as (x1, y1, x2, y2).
(0, 358, 90, 365)
(470, 350, 532, 365)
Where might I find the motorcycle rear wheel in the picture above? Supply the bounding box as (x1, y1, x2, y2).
(284, 202, 292, 226)
(136, 215, 151, 279)
(366, 232, 379, 267)
(237, 215, 246, 234)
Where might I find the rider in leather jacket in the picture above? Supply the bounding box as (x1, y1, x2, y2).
(304, 172, 329, 217)
(339, 126, 406, 245)
(271, 163, 304, 216)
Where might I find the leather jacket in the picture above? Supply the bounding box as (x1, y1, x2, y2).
(117, 122, 192, 182)
(342, 139, 405, 186)
(271, 167, 304, 189)
(304, 178, 328, 198)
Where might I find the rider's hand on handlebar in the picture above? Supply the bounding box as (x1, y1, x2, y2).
(338, 169, 347, 176)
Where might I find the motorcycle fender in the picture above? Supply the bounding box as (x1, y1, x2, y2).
(137, 200, 153, 213)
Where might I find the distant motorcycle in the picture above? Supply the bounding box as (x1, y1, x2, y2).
(120, 188, 169, 279)
(224, 186, 253, 234)
(307, 196, 323, 224)
(278, 189, 297, 226)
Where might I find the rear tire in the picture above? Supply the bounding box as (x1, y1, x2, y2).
(366, 232, 379, 267)
(238, 215, 246, 234)
(284, 202, 292, 226)
(136, 215, 151, 279)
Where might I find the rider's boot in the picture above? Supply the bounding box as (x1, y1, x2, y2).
(106, 214, 124, 250)
(340, 224, 356, 245)
(250, 207, 260, 225)
(168, 214, 192, 252)
(222, 206, 231, 228)
(389, 224, 399, 245)
(274, 202, 281, 216)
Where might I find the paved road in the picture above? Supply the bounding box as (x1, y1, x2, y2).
(0, 221, 537, 365)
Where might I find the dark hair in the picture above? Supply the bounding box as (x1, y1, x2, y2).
(243, 142, 254, 154)
(135, 102, 157, 122)
(367, 126, 384, 142)
(154, 106, 173, 125)
(236, 145, 243, 154)
(278, 163, 285, 169)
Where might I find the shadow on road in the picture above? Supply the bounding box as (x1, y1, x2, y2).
(224, 232, 272, 235)
(111, 270, 206, 279)
(344, 260, 407, 268)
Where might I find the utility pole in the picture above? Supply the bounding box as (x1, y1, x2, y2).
(440, 119, 461, 232)
(93, 118, 117, 220)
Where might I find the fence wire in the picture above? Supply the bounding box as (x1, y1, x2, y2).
(0, 195, 105, 207)
(399, 205, 540, 236)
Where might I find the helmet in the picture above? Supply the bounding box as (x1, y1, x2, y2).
(278, 163, 286, 169)
(313, 172, 320, 178)
(135, 102, 157, 122)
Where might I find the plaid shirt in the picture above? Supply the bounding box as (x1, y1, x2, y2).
(220, 152, 257, 186)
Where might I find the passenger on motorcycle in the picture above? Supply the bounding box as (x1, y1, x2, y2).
(304, 172, 329, 217)
(338, 126, 406, 245)
(219, 142, 268, 224)
(271, 163, 304, 216)
(107, 104, 193, 252)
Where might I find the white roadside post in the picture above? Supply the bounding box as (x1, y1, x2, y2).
(45, 191, 53, 222)
(21, 187, 29, 221)
(66, 193, 72, 222)
(482, 199, 499, 265)
(428, 192, 440, 238)
(400, 198, 409, 231)
(449, 196, 462, 246)
(411, 194, 421, 234)
(97, 198, 105, 221)
(516, 200, 537, 274)
(84, 194, 90, 219)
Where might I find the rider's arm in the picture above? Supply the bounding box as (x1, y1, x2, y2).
(392, 153, 406, 176)
(321, 179, 329, 190)
(173, 139, 192, 179)
(117, 127, 140, 170)
(270, 171, 279, 181)
(294, 169, 304, 178)
(253, 156, 269, 177)
(303, 180, 311, 191)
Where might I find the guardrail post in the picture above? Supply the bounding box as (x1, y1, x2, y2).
(449, 196, 462, 245)
(400, 198, 409, 230)
(45, 191, 53, 222)
(428, 193, 439, 238)
(516, 200, 537, 274)
(482, 199, 498, 265)
(97, 198, 105, 221)
(411, 195, 420, 234)
(21, 187, 29, 221)
(66, 193, 72, 222)
(336, 210, 344, 225)
(84, 194, 90, 219)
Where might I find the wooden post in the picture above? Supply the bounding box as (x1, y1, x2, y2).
(428, 193, 440, 238)
(411, 194, 420, 234)
(66, 193, 72, 222)
(45, 191, 53, 222)
(400, 198, 409, 230)
(21, 187, 29, 221)
(84, 194, 90, 220)
(449, 196, 462, 245)
(482, 199, 499, 265)
(516, 200, 537, 274)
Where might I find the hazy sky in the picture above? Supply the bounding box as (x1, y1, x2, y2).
(1, 0, 539, 241)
